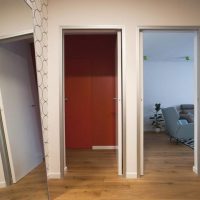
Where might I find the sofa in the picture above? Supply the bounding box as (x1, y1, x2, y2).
(179, 104, 194, 123)
(162, 107, 194, 141)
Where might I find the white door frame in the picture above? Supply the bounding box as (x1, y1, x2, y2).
(137, 26, 200, 176)
(59, 26, 126, 178)
(0, 30, 33, 42)
(0, 89, 13, 186)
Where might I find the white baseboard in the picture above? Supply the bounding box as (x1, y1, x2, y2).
(0, 181, 6, 188)
(126, 172, 138, 179)
(118, 171, 123, 176)
(193, 166, 198, 174)
(92, 146, 118, 150)
(47, 172, 61, 179)
(144, 129, 166, 133)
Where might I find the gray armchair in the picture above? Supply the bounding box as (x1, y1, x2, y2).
(162, 107, 194, 141)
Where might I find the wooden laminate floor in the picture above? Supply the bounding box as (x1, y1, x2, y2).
(0, 163, 49, 200)
(48, 132, 200, 200)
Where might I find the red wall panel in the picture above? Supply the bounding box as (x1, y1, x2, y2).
(65, 35, 116, 148)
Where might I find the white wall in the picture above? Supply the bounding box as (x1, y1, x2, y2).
(47, 0, 200, 178)
(0, 0, 33, 37)
(144, 61, 194, 131)
(0, 40, 43, 182)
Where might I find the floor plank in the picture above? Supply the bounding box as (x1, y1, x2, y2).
(0, 163, 49, 200)
(48, 132, 200, 200)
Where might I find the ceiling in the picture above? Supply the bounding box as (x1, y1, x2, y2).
(143, 31, 195, 62)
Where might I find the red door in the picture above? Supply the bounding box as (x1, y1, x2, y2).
(65, 35, 116, 149)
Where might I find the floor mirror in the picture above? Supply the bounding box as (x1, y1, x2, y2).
(0, 0, 49, 199)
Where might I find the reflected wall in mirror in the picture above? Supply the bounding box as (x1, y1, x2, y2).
(0, 0, 49, 200)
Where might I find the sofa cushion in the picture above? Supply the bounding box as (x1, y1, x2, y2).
(180, 112, 194, 123)
(180, 104, 194, 110)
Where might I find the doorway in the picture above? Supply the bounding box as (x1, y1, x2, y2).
(65, 34, 116, 149)
(138, 28, 200, 176)
(62, 29, 124, 176)
(0, 34, 44, 185)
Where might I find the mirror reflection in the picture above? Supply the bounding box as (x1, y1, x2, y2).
(0, 1, 48, 200)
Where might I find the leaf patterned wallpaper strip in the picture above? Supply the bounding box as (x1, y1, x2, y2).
(24, 0, 49, 172)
